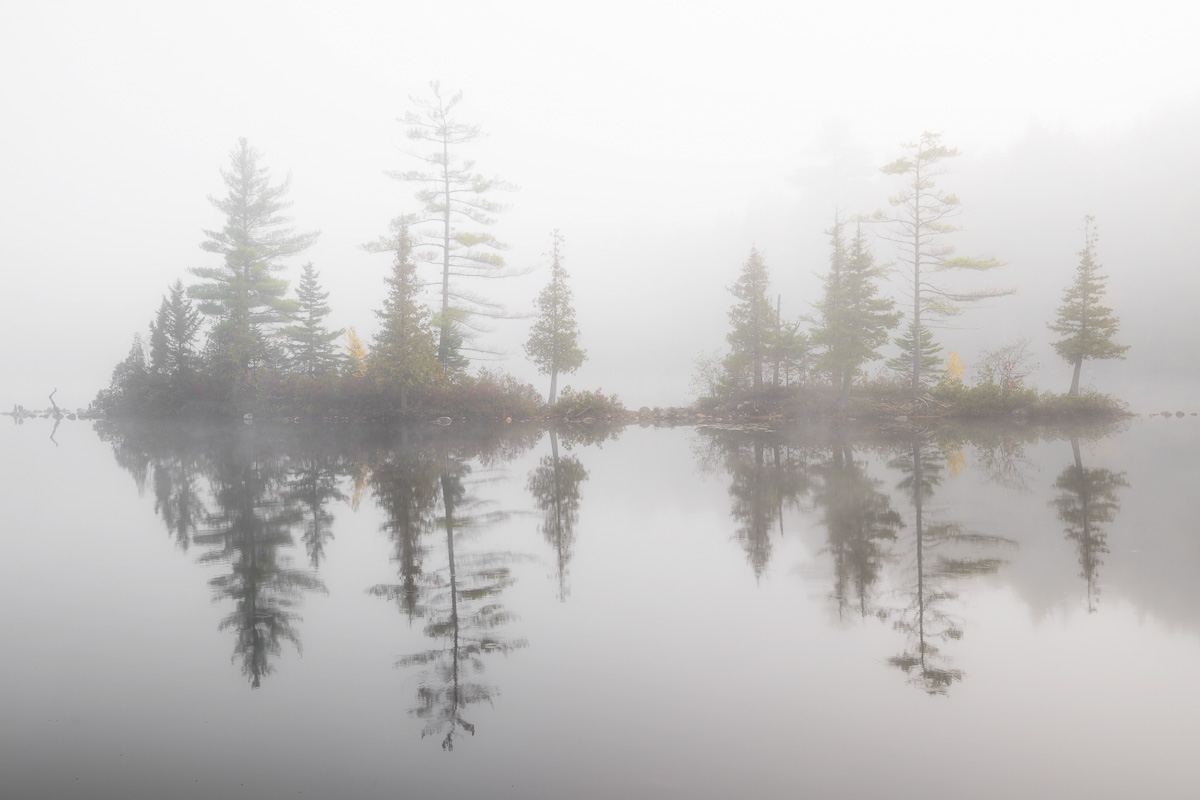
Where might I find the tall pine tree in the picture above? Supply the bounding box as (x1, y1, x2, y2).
(524, 231, 585, 404)
(1048, 216, 1128, 395)
(189, 138, 318, 383)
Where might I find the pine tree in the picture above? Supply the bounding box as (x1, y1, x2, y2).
(524, 231, 585, 404)
(390, 82, 516, 372)
(875, 133, 1010, 391)
(149, 297, 171, 376)
(366, 221, 439, 411)
(814, 218, 901, 410)
(725, 247, 774, 393)
(165, 279, 202, 379)
(886, 323, 943, 387)
(189, 138, 318, 380)
(1048, 216, 1129, 395)
(282, 263, 344, 376)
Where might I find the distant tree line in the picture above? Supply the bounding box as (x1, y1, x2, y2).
(93, 106, 1127, 422)
(95, 83, 590, 421)
(703, 133, 1128, 416)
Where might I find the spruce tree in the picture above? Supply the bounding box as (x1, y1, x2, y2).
(366, 221, 438, 411)
(165, 279, 202, 379)
(725, 247, 774, 393)
(282, 263, 344, 376)
(524, 231, 585, 404)
(1048, 216, 1129, 395)
(814, 218, 900, 410)
(189, 138, 318, 381)
(149, 297, 171, 376)
(886, 323, 943, 387)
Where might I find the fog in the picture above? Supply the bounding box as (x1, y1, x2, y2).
(3, 1, 1196, 411)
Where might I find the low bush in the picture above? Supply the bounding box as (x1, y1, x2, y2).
(550, 386, 625, 420)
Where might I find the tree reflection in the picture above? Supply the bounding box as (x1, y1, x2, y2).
(699, 430, 811, 577)
(371, 435, 529, 750)
(285, 454, 347, 568)
(193, 442, 326, 689)
(886, 435, 1015, 695)
(1052, 438, 1128, 612)
(812, 434, 902, 619)
(526, 431, 588, 600)
(367, 433, 442, 622)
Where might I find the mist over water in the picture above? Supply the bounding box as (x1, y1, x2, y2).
(3, 416, 1200, 797)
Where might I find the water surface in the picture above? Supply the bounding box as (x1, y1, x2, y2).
(2, 416, 1199, 799)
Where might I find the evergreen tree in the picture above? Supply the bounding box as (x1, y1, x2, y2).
(189, 138, 318, 382)
(165, 279, 202, 379)
(390, 82, 516, 372)
(149, 297, 171, 376)
(282, 262, 344, 376)
(524, 231, 585, 404)
(725, 247, 774, 393)
(875, 133, 1009, 391)
(886, 323, 943, 387)
(813, 218, 901, 410)
(366, 221, 439, 411)
(1048, 216, 1129, 395)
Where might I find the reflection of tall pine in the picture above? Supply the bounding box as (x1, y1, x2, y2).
(1052, 438, 1128, 612)
(1048, 217, 1129, 395)
(526, 431, 587, 600)
(395, 454, 526, 750)
(886, 437, 1014, 694)
(194, 445, 325, 688)
(524, 231, 585, 405)
(282, 263, 344, 376)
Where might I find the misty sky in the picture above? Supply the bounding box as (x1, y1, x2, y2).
(3, 1, 1197, 411)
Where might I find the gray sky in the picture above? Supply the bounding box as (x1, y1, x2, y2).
(3, 0, 1197, 411)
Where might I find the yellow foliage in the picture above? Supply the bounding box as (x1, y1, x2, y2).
(345, 328, 368, 378)
(946, 351, 964, 380)
(347, 460, 368, 511)
(944, 447, 966, 478)
(938, 350, 965, 392)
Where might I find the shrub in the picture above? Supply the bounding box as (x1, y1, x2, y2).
(550, 386, 625, 420)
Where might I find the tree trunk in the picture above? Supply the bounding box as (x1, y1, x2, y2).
(548, 369, 558, 406)
(834, 370, 852, 412)
(1068, 356, 1082, 396)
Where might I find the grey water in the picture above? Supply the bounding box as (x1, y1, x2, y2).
(3, 417, 1199, 799)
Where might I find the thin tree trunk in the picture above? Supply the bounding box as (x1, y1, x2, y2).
(549, 369, 558, 406)
(440, 134, 452, 371)
(912, 162, 923, 393)
(1069, 356, 1082, 396)
(835, 370, 852, 412)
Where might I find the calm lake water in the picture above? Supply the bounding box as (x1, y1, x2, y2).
(3, 416, 1199, 799)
